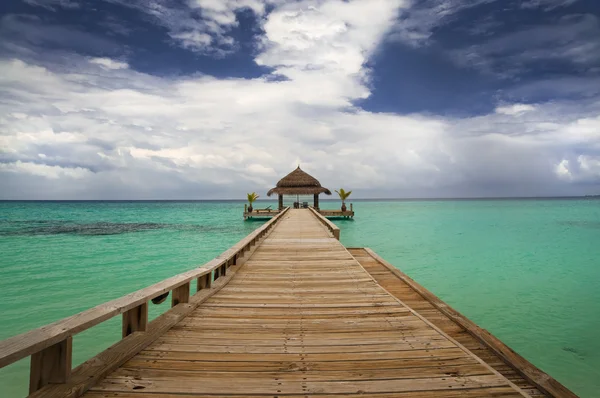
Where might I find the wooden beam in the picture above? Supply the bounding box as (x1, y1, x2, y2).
(206, 271, 213, 288)
(309, 207, 340, 240)
(196, 273, 209, 292)
(171, 282, 190, 307)
(29, 336, 72, 394)
(121, 302, 148, 338)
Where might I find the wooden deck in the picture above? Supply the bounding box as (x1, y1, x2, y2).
(83, 209, 528, 397)
(318, 209, 354, 218)
(0, 208, 577, 397)
(244, 207, 353, 219)
(349, 249, 576, 397)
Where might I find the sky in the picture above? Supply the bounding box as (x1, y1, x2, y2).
(0, 0, 599, 199)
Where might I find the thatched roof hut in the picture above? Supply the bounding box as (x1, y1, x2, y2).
(267, 166, 331, 209)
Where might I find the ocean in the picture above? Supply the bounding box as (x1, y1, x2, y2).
(0, 199, 599, 397)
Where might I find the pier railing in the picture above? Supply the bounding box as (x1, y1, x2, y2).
(0, 207, 289, 397)
(309, 206, 340, 239)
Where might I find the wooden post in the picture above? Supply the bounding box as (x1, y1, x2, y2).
(314, 193, 319, 210)
(214, 266, 221, 280)
(244, 203, 247, 213)
(197, 273, 209, 292)
(278, 194, 283, 210)
(122, 302, 148, 338)
(206, 271, 213, 288)
(29, 337, 72, 394)
(171, 282, 190, 307)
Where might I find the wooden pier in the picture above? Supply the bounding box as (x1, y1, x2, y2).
(244, 206, 354, 220)
(0, 209, 577, 397)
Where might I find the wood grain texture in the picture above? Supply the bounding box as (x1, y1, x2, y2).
(80, 209, 529, 398)
(349, 247, 577, 398)
(29, 337, 72, 394)
(309, 206, 341, 239)
(121, 303, 148, 338)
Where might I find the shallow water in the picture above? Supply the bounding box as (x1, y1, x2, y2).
(1, 199, 599, 397)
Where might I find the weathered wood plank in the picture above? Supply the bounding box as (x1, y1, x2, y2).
(29, 336, 72, 394)
(171, 282, 190, 307)
(121, 302, 148, 338)
(356, 248, 576, 398)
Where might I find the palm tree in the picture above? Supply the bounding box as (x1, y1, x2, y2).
(335, 188, 352, 211)
(247, 192, 259, 212)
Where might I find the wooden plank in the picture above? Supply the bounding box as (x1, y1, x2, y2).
(29, 336, 72, 394)
(121, 302, 148, 338)
(85, 387, 524, 397)
(309, 206, 341, 239)
(359, 248, 577, 398)
(91, 374, 511, 394)
(196, 273, 209, 292)
(171, 282, 190, 307)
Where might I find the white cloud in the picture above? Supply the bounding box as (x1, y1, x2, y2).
(89, 57, 129, 70)
(22, 0, 80, 10)
(495, 104, 536, 115)
(106, 0, 274, 54)
(1, 0, 600, 199)
(520, 0, 579, 11)
(169, 31, 213, 51)
(555, 159, 572, 180)
(0, 161, 91, 179)
(389, 0, 495, 47)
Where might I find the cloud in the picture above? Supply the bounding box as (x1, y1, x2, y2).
(105, 0, 273, 55)
(520, 0, 579, 11)
(449, 14, 600, 78)
(1, 0, 600, 199)
(22, 0, 80, 11)
(495, 104, 536, 115)
(389, 0, 495, 47)
(0, 160, 90, 179)
(89, 57, 129, 70)
(0, 14, 122, 58)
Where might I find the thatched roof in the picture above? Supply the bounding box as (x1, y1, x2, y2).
(267, 166, 332, 196)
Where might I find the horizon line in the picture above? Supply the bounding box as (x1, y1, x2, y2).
(1, 195, 599, 202)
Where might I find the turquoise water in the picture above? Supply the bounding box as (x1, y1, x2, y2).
(1, 199, 599, 397)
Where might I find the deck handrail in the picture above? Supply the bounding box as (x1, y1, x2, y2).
(0, 207, 289, 394)
(309, 207, 340, 239)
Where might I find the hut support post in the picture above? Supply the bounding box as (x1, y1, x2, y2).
(314, 194, 319, 210)
(278, 195, 283, 210)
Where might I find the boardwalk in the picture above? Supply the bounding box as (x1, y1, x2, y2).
(84, 209, 528, 397)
